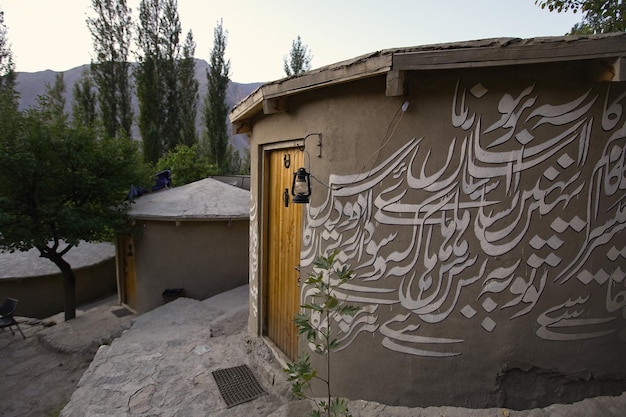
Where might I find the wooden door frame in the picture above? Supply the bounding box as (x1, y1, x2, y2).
(259, 140, 304, 361)
(115, 233, 138, 314)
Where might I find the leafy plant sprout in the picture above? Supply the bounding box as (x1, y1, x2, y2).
(284, 249, 360, 417)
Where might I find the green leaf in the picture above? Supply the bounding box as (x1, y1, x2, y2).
(294, 312, 311, 326)
(313, 343, 326, 355)
(339, 305, 361, 316)
(324, 297, 339, 310)
(305, 274, 323, 285)
(302, 303, 324, 312)
(328, 338, 340, 350)
(330, 397, 351, 417)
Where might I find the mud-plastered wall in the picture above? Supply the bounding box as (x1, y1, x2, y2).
(296, 70, 626, 408)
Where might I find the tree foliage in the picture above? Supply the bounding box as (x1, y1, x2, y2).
(136, 0, 198, 163)
(284, 250, 359, 417)
(72, 69, 98, 128)
(0, 10, 18, 118)
(0, 100, 146, 320)
(87, 0, 134, 139)
(42, 72, 67, 124)
(136, 0, 168, 163)
(536, 0, 625, 33)
(283, 35, 312, 77)
(0, 9, 16, 102)
(223, 144, 250, 175)
(178, 30, 199, 147)
(158, 0, 181, 153)
(155, 144, 216, 186)
(202, 19, 230, 173)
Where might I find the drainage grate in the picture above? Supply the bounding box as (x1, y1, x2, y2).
(111, 308, 133, 318)
(212, 364, 266, 408)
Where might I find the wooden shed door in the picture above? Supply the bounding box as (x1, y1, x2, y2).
(265, 147, 303, 361)
(122, 235, 137, 311)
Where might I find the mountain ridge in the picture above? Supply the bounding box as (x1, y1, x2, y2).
(14, 59, 262, 152)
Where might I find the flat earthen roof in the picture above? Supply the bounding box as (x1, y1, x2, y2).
(0, 242, 115, 279)
(129, 177, 250, 221)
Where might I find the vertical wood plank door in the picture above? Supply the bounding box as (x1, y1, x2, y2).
(266, 147, 303, 361)
(123, 235, 137, 311)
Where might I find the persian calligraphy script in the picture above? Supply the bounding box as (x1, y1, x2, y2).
(301, 80, 626, 357)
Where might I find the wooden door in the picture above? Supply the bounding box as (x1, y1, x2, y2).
(122, 235, 137, 311)
(265, 147, 304, 361)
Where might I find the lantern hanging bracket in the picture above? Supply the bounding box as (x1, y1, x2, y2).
(297, 133, 322, 158)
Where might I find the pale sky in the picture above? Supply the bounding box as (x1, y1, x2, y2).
(1, 0, 582, 83)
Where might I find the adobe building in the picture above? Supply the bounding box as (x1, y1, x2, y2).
(0, 242, 116, 318)
(230, 34, 626, 409)
(116, 178, 250, 314)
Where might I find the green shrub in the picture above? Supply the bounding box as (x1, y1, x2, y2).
(284, 250, 360, 417)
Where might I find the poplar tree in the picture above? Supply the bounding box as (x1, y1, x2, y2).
(160, 0, 181, 153)
(283, 35, 312, 77)
(202, 19, 230, 173)
(72, 69, 98, 128)
(0, 10, 15, 96)
(178, 30, 199, 146)
(87, 0, 134, 139)
(0, 8, 17, 122)
(136, 0, 183, 163)
(42, 72, 67, 124)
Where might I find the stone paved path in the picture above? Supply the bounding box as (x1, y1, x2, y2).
(3, 285, 624, 417)
(60, 286, 290, 417)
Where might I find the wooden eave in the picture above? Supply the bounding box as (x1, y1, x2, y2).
(229, 51, 393, 133)
(392, 35, 626, 71)
(230, 34, 626, 134)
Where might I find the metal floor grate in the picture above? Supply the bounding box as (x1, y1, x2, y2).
(111, 308, 133, 318)
(212, 364, 266, 408)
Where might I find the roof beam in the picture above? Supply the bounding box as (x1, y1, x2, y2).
(386, 70, 406, 96)
(262, 96, 288, 114)
(392, 36, 626, 71)
(232, 119, 251, 135)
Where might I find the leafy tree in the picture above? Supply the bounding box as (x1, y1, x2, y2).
(87, 0, 134, 139)
(283, 35, 313, 77)
(536, 0, 625, 33)
(0, 103, 146, 321)
(223, 144, 250, 175)
(178, 30, 199, 147)
(240, 147, 251, 174)
(159, 0, 181, 153)
(136, 0, 164, 163)
(0, 8, 17, 131)
(202, 19, 230, 173)
(72, 69, 98, 128)
(42, 72, 67, 124)
(155, 144, 216, 186)
(136, 0, 185, 163)
(224, 144, 241, 175)
(135, 53, 161, 163)
(0, 9, 15, 97)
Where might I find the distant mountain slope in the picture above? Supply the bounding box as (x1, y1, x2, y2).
(14, 59, 262, 152)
